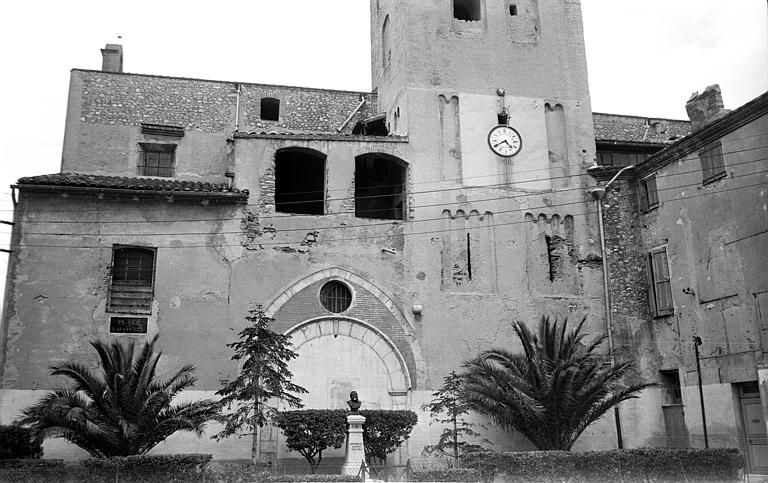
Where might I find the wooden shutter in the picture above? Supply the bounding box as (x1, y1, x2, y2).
(651, 250, 673, 316)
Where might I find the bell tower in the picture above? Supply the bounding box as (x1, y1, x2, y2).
(370, 0, 595, 190)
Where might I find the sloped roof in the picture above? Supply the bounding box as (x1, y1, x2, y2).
(14, 173, 248, 202)
(593, 113, 691, 145)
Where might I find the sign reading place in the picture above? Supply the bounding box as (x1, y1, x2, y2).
(110, 317, 148, 334)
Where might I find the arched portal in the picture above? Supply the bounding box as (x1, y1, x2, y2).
(285, 317, 410, 410)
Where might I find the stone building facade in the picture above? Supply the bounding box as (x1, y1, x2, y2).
(4, 0, 764, 470)
(591, 86, 768, 473)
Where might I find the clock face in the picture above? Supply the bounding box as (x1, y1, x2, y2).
(488, 125, 522, 157)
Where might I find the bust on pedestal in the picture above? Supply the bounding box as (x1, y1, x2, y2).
(341, 391, 366, 476)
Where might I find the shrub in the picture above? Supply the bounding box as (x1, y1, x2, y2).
(359, 409, 418, 464)
(0, 425, 43, 459)
(275, 409, 348, 472)
(462, 448, 744, 482)
(410, 468, 482, 482)
(262, 475, 361, 482)
(82, 454, 213, 482)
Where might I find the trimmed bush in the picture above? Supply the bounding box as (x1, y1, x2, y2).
(359, 409, 418, 463)
(262, 475, 361, 482)
(0, 425, 43, 459)
(463, 448, 744, 482)
(82, 454, 213, 482)
(276, 409, 348, 472)
(411, 468, 482, 482)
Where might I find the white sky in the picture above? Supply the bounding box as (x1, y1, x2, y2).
(0, 0, 767, 308)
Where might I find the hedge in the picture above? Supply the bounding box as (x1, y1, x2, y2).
(463, 448, 744, 482)
(0, 425, 43, 459)
(410, 468, 482, 482)
(0, 454, 212, 482)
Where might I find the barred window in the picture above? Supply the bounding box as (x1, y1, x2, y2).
(649, 248, 673, 317)
(108, 246, 156, 315)
(320, 281, 352, 313)
(138, 143, 175, 177)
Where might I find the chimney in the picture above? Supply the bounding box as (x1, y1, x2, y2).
(685, 84, 731, 131)
(101, 44, 123, 73)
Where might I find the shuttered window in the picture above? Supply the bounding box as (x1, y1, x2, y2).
(699, 141, 725, 184)
(649, 249, 673, 317)
(138, 144, 175, 177)
(108, 247, 156, 315)
(639, 175, 659, 212)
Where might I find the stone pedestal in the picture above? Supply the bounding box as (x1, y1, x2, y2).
(341, 414, 366, 476)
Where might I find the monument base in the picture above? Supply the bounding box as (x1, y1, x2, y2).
(341, 414, 366, 476)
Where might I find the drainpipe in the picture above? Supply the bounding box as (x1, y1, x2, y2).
(337, 95, 366, 133)
(234, 83, 242, 133)
(588, 165, 635, 450)
(693, 336, 709, 448)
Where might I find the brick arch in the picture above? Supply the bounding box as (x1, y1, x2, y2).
(285, 316, 410, 393)
(264, 267, 425, 388)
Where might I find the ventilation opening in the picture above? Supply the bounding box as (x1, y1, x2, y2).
(355, 154, 406, 220)
(261, 97, 280, 121)
(275, 149, 326, 215)
(453, 0, 482, 21)
(509, 4, 518, 15)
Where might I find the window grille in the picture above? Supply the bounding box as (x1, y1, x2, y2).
(699, 141, 725, 184)
(138, 144, 175, 177)
(108, 246, 156, 315)
(320, 281, 352, 313)
(649, 249, 673, 317)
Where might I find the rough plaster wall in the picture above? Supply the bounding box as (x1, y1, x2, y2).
(440, 210, 497, 294)
(505, 0, 540, 42)
(438, 95, 462, 181)
(400, 0, 590, 100)
(545, 103, 571, 189)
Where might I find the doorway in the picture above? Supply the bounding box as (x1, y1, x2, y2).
(739, 382, 768, 474)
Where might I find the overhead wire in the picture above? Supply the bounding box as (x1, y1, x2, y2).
(6, 166, 767, 238)
(0, 142, 765, 215)
(6, 177, 766, 249)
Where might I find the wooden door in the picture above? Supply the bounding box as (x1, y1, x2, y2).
(740, 386, 768, 474)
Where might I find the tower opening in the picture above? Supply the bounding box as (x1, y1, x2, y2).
(275, 148, 326, 215)
(355, 154, 407, 220)
(454, 0, 482, 21)
(261, 97, 280, 121)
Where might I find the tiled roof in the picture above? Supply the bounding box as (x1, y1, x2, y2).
(593, 113, 691, 145)
(16, 173, 247, 195)
(234, 131, 408, 142)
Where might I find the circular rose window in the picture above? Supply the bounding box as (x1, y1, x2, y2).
(320, 281, 352, 313)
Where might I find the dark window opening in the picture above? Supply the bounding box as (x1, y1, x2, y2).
(355, 154, 407, 220)
(454, 0, 482, 21)
(660, 370, 683, 406)
(699, 141, 725, 184)
(545, 234, 566, 282)
(138, 143, 175, 177)
(649, 248, 674, 317)
(275, 149, 326, 215)
(320, 281, 352, 313)
(261, 97, 280, 121)
(639, 175, 659, 212)
(509, 4, 518, 15)
(466, 233, 473, 280)
(108, 246, 156, 315)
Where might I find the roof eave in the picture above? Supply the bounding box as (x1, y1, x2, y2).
(12, 184, 249, 204)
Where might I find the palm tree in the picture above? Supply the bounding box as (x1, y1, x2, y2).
(461, 316, 653, 451)
(16, 335, 221, 457)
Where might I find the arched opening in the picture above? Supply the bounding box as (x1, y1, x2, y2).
(275, 148, 326, 215)
(382, 15, 391, 69)
(355, 154, 407, 220)
(453, 0, 482, 21)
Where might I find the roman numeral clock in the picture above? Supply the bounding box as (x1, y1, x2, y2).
(488, 125, 522, 157)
